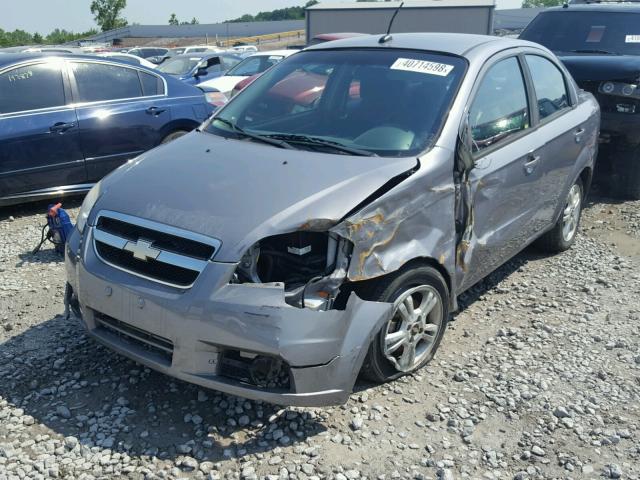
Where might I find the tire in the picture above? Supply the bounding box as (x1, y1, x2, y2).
(535, 178, 583, 253)
(608, 146, 640, 200)
(358, 265, 450, 383)
(161, 130, 189, 144)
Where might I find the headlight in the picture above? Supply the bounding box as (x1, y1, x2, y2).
(76, 182, 101, 234)
(599, 81, 638, 97)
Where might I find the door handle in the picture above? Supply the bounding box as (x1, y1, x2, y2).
(574, 128, 585, 143)
(49, 122, 76, 134)
(524, 153, 540, 175)
(146, 106, 166, 116)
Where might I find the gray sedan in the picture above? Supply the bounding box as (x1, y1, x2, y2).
(65, 33, 600, 406)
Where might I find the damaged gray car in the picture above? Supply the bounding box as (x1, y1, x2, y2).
(65, 33, 600, 406)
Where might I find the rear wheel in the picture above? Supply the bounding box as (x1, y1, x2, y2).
(358, 266, 450, 383)
(161, 130, 189, 144)
(535, 179, 583, 253)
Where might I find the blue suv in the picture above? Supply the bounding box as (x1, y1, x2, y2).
(0, 53, 214, 206)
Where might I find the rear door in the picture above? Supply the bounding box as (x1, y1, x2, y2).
(522, 53, 580, 224)
(0, 59, 85, 198)
(458, 55, 548, 291)
(69, 61, 169, 181)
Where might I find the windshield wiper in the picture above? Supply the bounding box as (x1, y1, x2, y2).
(569, 49, 619, 55)
(213, 118, 295, 150)
(264, 133, 377, 157)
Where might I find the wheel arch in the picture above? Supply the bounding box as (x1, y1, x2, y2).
(158, 119, 200, 142)
(345, 256, 457, 312)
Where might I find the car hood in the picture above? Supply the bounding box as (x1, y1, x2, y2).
(92, 132, 418, 262)
(557, 54, 640, 82)
(198, 75, 246, 94)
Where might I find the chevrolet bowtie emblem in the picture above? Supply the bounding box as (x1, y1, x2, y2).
(123, 238, 161, 262)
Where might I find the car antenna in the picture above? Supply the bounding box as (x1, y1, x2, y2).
(379, 1, 404, 44)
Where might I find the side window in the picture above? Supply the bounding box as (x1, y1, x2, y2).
(206, 57, 222, 74)
(469, 57, 530, 152)
(72, 62, 142, 102)
(139, 71, 164, 96)
(0, 63, 66, 114)
(222, 56, 241, 70)
(525, 55, 569, 120)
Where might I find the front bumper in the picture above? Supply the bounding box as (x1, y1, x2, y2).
(65, 227, 392, 407)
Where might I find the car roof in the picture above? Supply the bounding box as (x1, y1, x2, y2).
(303, 32, 541, 59)
(247, 49, 297, 58)
(169, 52, 241, 60)
(0, 52, 160, 70)
(546, 2, 640, 11)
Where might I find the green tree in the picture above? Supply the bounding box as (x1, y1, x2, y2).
(32, 32, 43, 44)
(522, 0, 563, 7)
(90, 0, 128, 32)
(228, 0, 318, 22)
(168, 13, 179, 25)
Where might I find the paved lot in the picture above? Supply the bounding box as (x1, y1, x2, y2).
(0, 191, 639, 480)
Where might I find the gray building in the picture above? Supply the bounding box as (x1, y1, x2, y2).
(305, 0, 496, 43)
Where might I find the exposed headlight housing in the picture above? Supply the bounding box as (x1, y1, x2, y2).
(233, 231, 352, 310)
(76, 182, 101, 234)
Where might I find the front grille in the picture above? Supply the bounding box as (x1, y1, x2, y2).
(96, 242, 199, 286)
(92, 211, 221, 288)
(97, 216, 215, 260)
(94, 311, 174, 366)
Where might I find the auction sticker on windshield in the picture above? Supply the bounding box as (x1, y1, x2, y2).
(625, 35, 640, 43)
(390, 58, 454, 76)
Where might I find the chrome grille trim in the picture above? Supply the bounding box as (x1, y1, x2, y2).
(92, 210, 221, 289)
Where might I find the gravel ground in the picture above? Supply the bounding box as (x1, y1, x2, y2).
(0, 192, 639, 480)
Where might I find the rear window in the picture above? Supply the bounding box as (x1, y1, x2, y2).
(0, 62, 66, 114)
(520, 10, 640, 55)
(72, 62, 142, 102)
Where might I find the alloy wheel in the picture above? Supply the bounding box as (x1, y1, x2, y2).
(381, 285, 444, 373)
(562, 184, 582, 242)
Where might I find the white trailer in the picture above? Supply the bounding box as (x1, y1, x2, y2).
(306, 0, 495, 44)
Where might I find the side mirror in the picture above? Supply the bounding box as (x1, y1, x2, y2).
(195, 67, 208, 78)
(456, 112, 475, 174)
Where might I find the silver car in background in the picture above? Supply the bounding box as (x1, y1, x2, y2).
(65, 33, 599, 406)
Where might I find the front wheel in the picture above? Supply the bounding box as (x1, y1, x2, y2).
(161, 130, 189, 144)
(535, 179, 583, 253)
(359, 266, 450, 383)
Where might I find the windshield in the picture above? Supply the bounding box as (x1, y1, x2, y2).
(226, 54, 284, 77)
(205, 49, 466, 157)
(157, 56, 201, 75)
(520, 11, 640, 55)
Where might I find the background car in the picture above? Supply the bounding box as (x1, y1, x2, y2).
(97, 52, 157, 69)
(126, 47, 169, 64)
(149, 45, 224, 65)
(197, 49, 297, 97)
(157, 52, 243, 85)
(0, 53, 214, 206)
(520, 2, 640, 199)
(230, 45, 258, 54)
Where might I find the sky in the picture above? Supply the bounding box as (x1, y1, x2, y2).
(3, 0, 523, 34)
